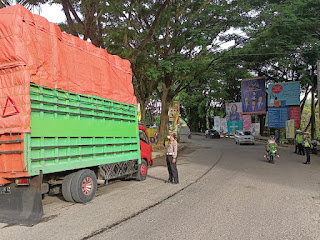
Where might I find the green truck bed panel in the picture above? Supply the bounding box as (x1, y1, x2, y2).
(27, 84, 140, 176)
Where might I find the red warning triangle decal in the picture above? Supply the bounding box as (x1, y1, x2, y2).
(2, 97, 19, 118)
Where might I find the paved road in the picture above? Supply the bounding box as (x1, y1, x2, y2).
(1, 135, 320, 240)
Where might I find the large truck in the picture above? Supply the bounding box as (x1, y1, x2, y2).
(0, 5, 151, 226)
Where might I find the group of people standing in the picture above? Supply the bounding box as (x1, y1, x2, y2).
(295, 130, 312, 164)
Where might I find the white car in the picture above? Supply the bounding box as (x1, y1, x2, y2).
(234, 130, 254, 145)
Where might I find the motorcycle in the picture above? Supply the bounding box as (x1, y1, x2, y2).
(264, 145, 279, 164)
(311, 140, 318, 155)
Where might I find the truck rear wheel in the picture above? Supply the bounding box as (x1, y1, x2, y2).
(71, 169, 97, 203)
(62, 172, 77, 202)
(135, 159, 148, 181)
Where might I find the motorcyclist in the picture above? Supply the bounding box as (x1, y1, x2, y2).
(265, 135, 278, 160)
(187, 131, 191, 139)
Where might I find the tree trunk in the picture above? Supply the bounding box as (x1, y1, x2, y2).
(141, 97, 150, 126)
(158, 87, 170, 145)
(140, 103, 147, 126)
(258, 115, 264, 136)
(310, 87, 316, 139)
(300, 86, 310, 114)
(310, 66, 316, 139)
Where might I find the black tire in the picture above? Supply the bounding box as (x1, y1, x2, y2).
(62, 172, 77, 202)
(136, 159, 148, 181)
(269, 155, 274, 164)
(71, 169, 97, 203)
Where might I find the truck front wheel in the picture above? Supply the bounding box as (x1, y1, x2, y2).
(135, 159, 148, 181)
(71, 169, 97, 203)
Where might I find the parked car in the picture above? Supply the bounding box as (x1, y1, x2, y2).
(205, 129, 220, 139)
(234, 130, 255, 145)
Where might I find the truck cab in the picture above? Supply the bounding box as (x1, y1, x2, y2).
(139, 124, 153, 166)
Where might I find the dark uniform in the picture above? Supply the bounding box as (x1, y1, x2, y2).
(166, 139, 179, 184)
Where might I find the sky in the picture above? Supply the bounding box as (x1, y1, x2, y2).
(32, 3, 66, 23)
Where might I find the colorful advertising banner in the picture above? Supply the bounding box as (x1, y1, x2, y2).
(268, 107, 290, 128)
(286, 120, 295, 139)
(251, 123, 260, 136)
(220, 118, 228, 134)
(226, 102, 243, 134)
(243, 115, 252, 130)
(168, 101, 180, 122)
(289, 106, 300, 128)
(241, 77, 266, 115)
(227, 120, 243, 134)
(226, 102, 243, 122)
(268, 82, 300, 107)
(214, 116, 221, 132)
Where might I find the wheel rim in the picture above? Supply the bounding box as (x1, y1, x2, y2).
(82, 177, 93, 196)
(140, 164, 147, 177)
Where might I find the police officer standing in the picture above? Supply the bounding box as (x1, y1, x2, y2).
(303, 132, 312, 164)
(297, 131, 305, 155)
(294, 130, 300, 153)
(165, 132, 179, 184)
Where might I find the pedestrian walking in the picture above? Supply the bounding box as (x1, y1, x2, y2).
(165, 132, 179, 184)
(303, 132, 312, 164)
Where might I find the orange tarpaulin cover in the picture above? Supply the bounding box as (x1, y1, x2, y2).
(0, 5, 136, 134)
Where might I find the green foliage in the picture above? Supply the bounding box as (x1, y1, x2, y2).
(6, 0, 320, 137)
(301, 101, 320, 139)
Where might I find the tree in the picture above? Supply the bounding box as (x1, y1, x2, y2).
(224, 0, 320, 137)
(0, 0, 45, 9)
(141, 0, 258, 143)
(179, 62, 252, 132)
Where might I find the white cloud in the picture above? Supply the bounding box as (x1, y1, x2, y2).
(32, 3, 66, 24)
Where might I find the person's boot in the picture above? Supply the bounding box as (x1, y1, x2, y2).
(165, 179, 172, 183)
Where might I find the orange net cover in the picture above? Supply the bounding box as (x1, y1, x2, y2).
(0, 5, 136, 134)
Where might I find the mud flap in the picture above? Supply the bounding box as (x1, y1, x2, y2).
(0, 172, 43, 226)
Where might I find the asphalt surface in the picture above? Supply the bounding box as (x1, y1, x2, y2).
(1, 135, 320, 240)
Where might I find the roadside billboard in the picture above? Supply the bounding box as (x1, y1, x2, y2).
(226, 102, 242, 122)
(168, 101, 180, 122)
(286, 120, 295, 139)
(268, 107, 290, 128)
(226, 102, 243, 134)
(251, 123, 260, 136)
(220, 118, 228, 134)
(214, 116, 221, 132)
(241, 77, 266, 115)
(268, 82, 300, 107)
(227, 120, 243, 134)
(243, 115, 251, 130)
(289, 106, 300, 128)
